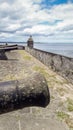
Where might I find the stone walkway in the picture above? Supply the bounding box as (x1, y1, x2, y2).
(0, 50, 73, 130)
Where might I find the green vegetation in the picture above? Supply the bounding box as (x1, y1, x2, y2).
(23, 55, 32, 60)
(19, 50, 32, 60)
(51, 95, 55, 99)
(57, 111, 73, 129)
(33, 66, 49, 77)
(33, 65, 68, 88)
(33, 66, 46, 74)
(57, 111, 69, 120)
(4, 74, 16, 81)
(67, 98, 73, 112)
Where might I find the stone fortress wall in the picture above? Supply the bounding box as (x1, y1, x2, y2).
(25, 47, 73, 84)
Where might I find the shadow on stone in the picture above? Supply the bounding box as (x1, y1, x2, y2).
(0, 51, 8, 60)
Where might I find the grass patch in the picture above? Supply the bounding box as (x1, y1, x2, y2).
(33, 66, 58, 88)
(57, 111, 69, 120)
(67, 98, 73, 112)
(33, 66, 49, 77)
(4, 74, 16, 80)
(51, 95, 55, 99)
(57, 111, 73, 129)
(23, 55, 32, 60)
(33, 66, 65, 88)
(19, 50, 32, 60)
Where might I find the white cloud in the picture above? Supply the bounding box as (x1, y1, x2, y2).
(0, 0, 73, 42)
(7, 23, 21, 31)
(0, 32, 13, 38)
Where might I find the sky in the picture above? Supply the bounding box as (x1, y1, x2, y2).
(0, 0, 73, 43)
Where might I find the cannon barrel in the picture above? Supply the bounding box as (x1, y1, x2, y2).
(0, 73, 50, 114)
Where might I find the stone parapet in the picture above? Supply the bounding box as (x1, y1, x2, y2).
(25, 47, 73, 84)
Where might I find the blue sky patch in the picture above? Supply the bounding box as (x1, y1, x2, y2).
(40, 0, 68, 7)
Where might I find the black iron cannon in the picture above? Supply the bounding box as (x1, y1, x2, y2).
(0, 45, 18, 52)
(0, 73, 50, 114)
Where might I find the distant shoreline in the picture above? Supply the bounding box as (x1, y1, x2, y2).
(0, 42, 73, 58)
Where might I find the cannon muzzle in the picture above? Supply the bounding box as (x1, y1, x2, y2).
(0, 73, 50, 114)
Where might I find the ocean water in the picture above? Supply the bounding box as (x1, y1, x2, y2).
(34, 43, 73, 58)
(0, 42, 73, 58)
